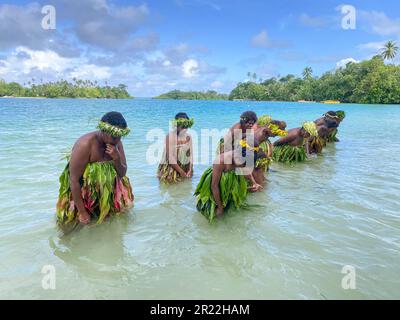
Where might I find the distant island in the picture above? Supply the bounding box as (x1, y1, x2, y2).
(154, 43, 400, 105)
(228, 56, 400, 104)
(154, 56, 400, 105)
(154, 90, 228, 100)
(0, 79, 132, 99)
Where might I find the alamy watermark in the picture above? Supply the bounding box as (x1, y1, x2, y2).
(41, 265, 56, 290)
(341, 5, 356, 30)
(341, 265, 356, 290)
(41, 5, 56, 30)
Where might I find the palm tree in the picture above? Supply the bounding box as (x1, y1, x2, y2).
(302, 67, 313, 80)
(381, 40, 399, 64)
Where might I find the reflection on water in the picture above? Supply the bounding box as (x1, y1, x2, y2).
(0, 98, 399, 299)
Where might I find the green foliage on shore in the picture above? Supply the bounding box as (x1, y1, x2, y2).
(229, 56, 400, 104)
(154, 90, 228, 100)
(0, 79, 132, 99)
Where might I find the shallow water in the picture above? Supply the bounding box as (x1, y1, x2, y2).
(0, 98, 399, 299)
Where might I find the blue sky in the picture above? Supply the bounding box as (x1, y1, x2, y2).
(0, 0, 399, 96)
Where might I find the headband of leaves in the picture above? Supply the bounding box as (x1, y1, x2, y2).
(336, 110, 346, 120)
(324, 112, 339, 120)
(302, 121, 318, 137)
(171, 118, 194, 129)
(97, 121, 131, 137)
(257, 115, 272, 127)
(268, 124, 288, 137)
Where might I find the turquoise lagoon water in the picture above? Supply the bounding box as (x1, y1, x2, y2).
(0, 98, 399, 299)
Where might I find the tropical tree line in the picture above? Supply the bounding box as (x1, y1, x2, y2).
(0, 78, 132, 99)
(154, 90, 228, 100)
(229, 41, 400, 104)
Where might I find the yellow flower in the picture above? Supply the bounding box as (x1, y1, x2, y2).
(239, 139, 260, 152)
(302, 121, 318, 137)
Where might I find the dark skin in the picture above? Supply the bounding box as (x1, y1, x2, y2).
(222, 119, 255, 153)
(309, 125, 329, 154)
(252, 120, 287, 132)
(273, 127, 311, 155)
(165, 126, 193, 178)
(69, 131, 127, 224)
(315, 116, 339, 139)
(212, 151, 262, 217)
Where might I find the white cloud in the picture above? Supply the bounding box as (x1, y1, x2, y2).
(359, 11, 400, 37)
(250, 29, 289, 49)
(251, 30, 269, 48)
(0, 46, 111, 82)
(336, 58, 359, 69)
(182, 59, 199, 78)
(69, 64, 111, 79)
(163, 60, 172, 67)
(299, 13, 328, 28)
(358, 41, 387, 52)
(210, 80, 224, 88)
(0, 47, 72, 76)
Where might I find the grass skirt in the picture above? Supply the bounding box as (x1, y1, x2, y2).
(257, 140, 273, 172)
(157, 146, 190, 183)
(272, 145, 307, 164)
(56, 162, 134, 230)
(327, 129, 338, 142)
(194, 167, 248, 222)
(309, 136, 326, 154)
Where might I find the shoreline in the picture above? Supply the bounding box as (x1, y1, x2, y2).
(1, 96, 399, 105)
(0, 96, 134, 100)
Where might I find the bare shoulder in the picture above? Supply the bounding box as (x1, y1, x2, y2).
(288, 127, 301, 135)
(232, 123, 241, 130)
(72, 132, 97, 153)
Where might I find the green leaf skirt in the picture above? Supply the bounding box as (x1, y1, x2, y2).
(56, 161, 134, 230)
(157, 147, 191, 183)
(272, 144, 307, 164)
(309, 136, 327, 154)
(257, 140, 272, 172)
(327, 128, 338, 142)
(194, 167, 248, 223)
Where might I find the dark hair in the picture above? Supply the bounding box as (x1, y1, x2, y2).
(240, 111, 258, 124)
(325, 118, 338, 128)
(101, 111, 127, 128)
(175, 112, 189, 120)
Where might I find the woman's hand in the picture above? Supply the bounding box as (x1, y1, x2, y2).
(186, 167, 193, 178)
(106, 144, 120, 161)
(248, 183, 263, 192)
(78, 210, 91, 224)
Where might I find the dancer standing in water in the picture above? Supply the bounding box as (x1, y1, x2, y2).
(315, 111, 340, 143)
(309, 125, 329, 154)
(195, 139, 266, 222)
(157, 112, 194, 183)
(332, 110, 346, 142)
(56, 112, 134, 231)
(250, 115, 288, 184)
(272, 122, 318, 164)
(217, 111, 258, 154)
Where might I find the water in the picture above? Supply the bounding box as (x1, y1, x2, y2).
(0, 98, 399, 299)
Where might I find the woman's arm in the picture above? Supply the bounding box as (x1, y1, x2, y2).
(187, 135, 194, 177)
(107, 142, 127, 177)
(273, 130, 296, 146)
(165, 134, 187, 177)
(69, 141, 91, 224)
